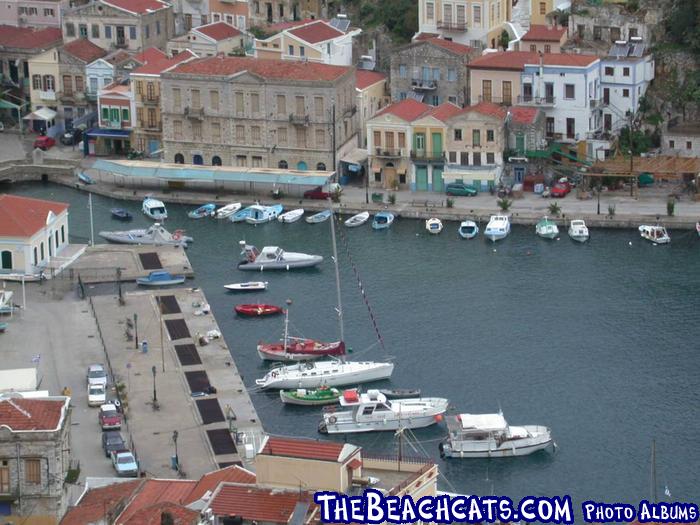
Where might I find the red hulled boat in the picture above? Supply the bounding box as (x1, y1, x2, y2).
(257, 338, 346, 361)
(234, 304, 284, 317)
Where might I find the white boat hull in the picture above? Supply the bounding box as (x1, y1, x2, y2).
(323, 412, 442, 434)
(568, 232, 589, 243)
(256, 362, 394, 390)
(215, 203, 242, 219)
(536, 227, 559, 239)
(458, 222, 478, 239)
(279, 209, 304, 223)
(345, 212, 370, 227)
(441, 425, 552, 458)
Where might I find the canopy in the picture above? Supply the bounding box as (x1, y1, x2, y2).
(0, 99, 20, 110)
(443, 165, 501, 183)
(459, 413, 508, 431)
(341, 148, 368, 168)
(86, 128, 131, 138)
(23, 107, 56, 121)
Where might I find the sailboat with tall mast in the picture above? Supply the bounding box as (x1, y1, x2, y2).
(255, 205, 394, 390)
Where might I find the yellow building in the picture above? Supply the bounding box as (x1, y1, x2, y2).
(530, 0, 570, 26)
(417, 0, 511, 48)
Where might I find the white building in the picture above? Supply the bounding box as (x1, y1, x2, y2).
(85, 49, 145, 100)
(0, 194, 71, 276)
(167, 21, 252, 57)
(662, 123, 700, 158)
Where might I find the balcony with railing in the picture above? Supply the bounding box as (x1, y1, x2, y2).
(139, 120, 161, 132)
(411, 78, 437, 91)
(38, 90, 57, 101)
(102, 119, 126, 129)
(373, 148, 404, 158)
(437, 20, 468, 31)
(410, 149, 445, 162)
(589, 98, 605, 109)
(517, 95, 555, 106)
(140, 94, 160, 105)
(184, 106, 204, 119)
(289, 113, 310, 126)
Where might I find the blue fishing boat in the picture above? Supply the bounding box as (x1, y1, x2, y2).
(78, 172, 95, 184)
(372, 211, 395, 230)
(246, 204, 283, 224)
(136, 270, 186, 287)
(230, 205, 257, 223)
(188, 203, 216, 219)
(110, 208, 133, 221)
(305, 210, 332, 224)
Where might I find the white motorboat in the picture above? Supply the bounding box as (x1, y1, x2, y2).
(246, 204, 283, 225)
(344, 211, 370, 227)
(255, 360, 395, 390)
(484, 215, 510, 241)
(318, 389, 449, 434)
(535, 216, 559, 239)
(306, 210, 332, 224)
(568, 219, 589, 243)
(639, 224, 670, 244)
(224, 281, 268, 291)
(142, 197, 167, 220)
(439, 411, 553, 458)
(99, 223, 192, 247)
(215, 202, 242, 219)
(238, 241, 323, 271)
(458, 220, 478, 239)
(278, 209, 304, 223)
(426, 218, 443, 234)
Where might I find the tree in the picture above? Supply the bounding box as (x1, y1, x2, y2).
(499, 30, 510, 51)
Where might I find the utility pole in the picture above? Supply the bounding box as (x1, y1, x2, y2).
(159, 300, 165, 372)
(331, 103, 337, 174)
(629, 112, 635, 197)
(88, 192, 95, 245)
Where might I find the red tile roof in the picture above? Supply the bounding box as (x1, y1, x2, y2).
(413, 32, 439, 41)
(63, 38, 107, 63)
(61, 481, 144, 525)
(0, 25, 62, 50)
(266, 18, 317, 33)
(102, 0, 170, 15)
(426, 102, 463, 122)
(374, 99, 431, 122)
(355, 70, 386, 90)
(455, 101, 508, 120)
(134, 47, 167, 64)
(195, 21, 242, 41)
(288, 20, 344, 44)
(427, 38, 472, 56)
(522, 24, 567, 42)
(259, 436, 351, 462)
(132, 49, 196, 75)
(184, 465, 256, 505)
(0, 397, 68, 432)
(116, 480, 197, 523)
(169, 56, 351, 81)
(121, 502, 199, 525)
(510, 106, 540, 124)
(0, 194, 69, 238)
(209, 484, 314, 523)
(469, 51, 598, 70)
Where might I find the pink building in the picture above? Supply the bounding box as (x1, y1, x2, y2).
(0, 0, 69, 28)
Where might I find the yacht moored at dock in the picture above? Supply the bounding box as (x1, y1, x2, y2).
(142, 197, 167, 220)
(255, 360, 394, 390)
(237, 241, 323, 271)
(484, 215, 510, 241)
(639, 224, 670, 244)
(99, 224, 192, 247)
(535, 216, 559, 239)
(568, 220, 590, 243)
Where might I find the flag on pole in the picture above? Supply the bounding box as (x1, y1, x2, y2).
(664, 485, 671, 498)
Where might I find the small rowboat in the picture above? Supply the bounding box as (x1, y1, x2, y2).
(426, 218, 443, 234)
(78, 172, 95, 185)
(379, 388, 421, 399)
(136, 271, 186, 287)
(215, 202, 242, 219)
(280, 386, 342, 406)
(344, 211, 370, 228)
(224, 281, 268, 292)
(110, 208, 133, 221)
(234, 304, 283, 317)
(188, 203, 216, 219)
(306, 210, 332, 224)
(278, 209, 304, 223)
(372, 211, 394, 230)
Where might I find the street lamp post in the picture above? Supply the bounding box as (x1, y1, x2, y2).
(134, 313, 139, 349)
(172, 430, 179, 470)
(597, 181, 601, 215)
(151, 365, 157, 404)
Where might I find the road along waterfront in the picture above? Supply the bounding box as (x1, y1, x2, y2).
(4, 181, 700, 506)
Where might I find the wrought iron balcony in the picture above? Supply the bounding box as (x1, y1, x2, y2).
(289, 114, 310, 126)
(184, 106, 204, 119)
(374, 148, 404, 158)
(517, 95, 556, 106)
(39, 90, 57, 101)
(410, 149, 445, 161)
(589, 98, 605, 109)
(411, 78, 437, 91)
(103, 119, 123, 129)
(141, 94, 160, 105)
(437, 20, 468, 31)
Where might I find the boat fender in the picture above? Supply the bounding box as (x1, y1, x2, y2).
(328, 415, 337, 424)
(173, 230, 182, 240)
(286, 264, 290, 271)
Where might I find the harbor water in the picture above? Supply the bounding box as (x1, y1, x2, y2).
(8, 182, 700, 505)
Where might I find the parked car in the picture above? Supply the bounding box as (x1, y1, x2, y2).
(61, 128, 82, 146)
(111, 450, 138, 477)
(88, 384, 106, 407)
(33, 135, 56, 150)
(98, 403, 122, 430)
(304, 186, 330, 200)
(445, 182, 478, 197)
(550, 182, 572, 198)
(101, 431, 126, 457)
(87, 364, 107, 386)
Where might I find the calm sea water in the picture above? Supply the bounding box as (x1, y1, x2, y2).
(9, 182, 700, 506)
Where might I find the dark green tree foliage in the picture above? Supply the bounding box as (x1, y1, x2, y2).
(664, 0, 700, 56)
(360, 0, 418, 42)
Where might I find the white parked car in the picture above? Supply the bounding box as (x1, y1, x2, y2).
(87, 364, 107, 386)
(88, 384, 106, 407)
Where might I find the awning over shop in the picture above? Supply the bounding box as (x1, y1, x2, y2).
(92, 159, 334, 186)
(443, 165, 502, 182)
(86, 128, 131, 138)
(0, 99, 20, 110)
(23, 107, 56, 121)
(340, 148, 369, 172)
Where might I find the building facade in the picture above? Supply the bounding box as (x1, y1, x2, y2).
(417, 0, 511, 48)
(356, 70, 388, 148)
(390, 37, 473, 107)
(662, 123, 700, 159)
(160, 56, 358, 171)
(172, 0, 210, 35)
(517, 24, 567, 53)
(0, 396, 71, 524)
(209, 0, 248, 31)
(168, 22, 251, 57)
(62, 0, 174, 52)
(0, 0, 68, 28)
(530, 0, 569, 26)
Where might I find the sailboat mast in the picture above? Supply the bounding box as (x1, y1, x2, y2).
(283, 300, 291, 349)
(651, 439, 657, 503)
(329, 201, 344, 344)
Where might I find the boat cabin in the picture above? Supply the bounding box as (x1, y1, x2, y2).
(447, 412, 510, 440)
(260, 246, 283, 261)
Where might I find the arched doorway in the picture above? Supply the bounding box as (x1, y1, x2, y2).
(212, 155, 222, 166)
(174, 153, 184, 164)
(193, 154, 203, 165)
(316, 162, 326, 171)
(296, 161, 307, 171)
(1, 250, 12, 270)
(278, 160, 288, 169)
